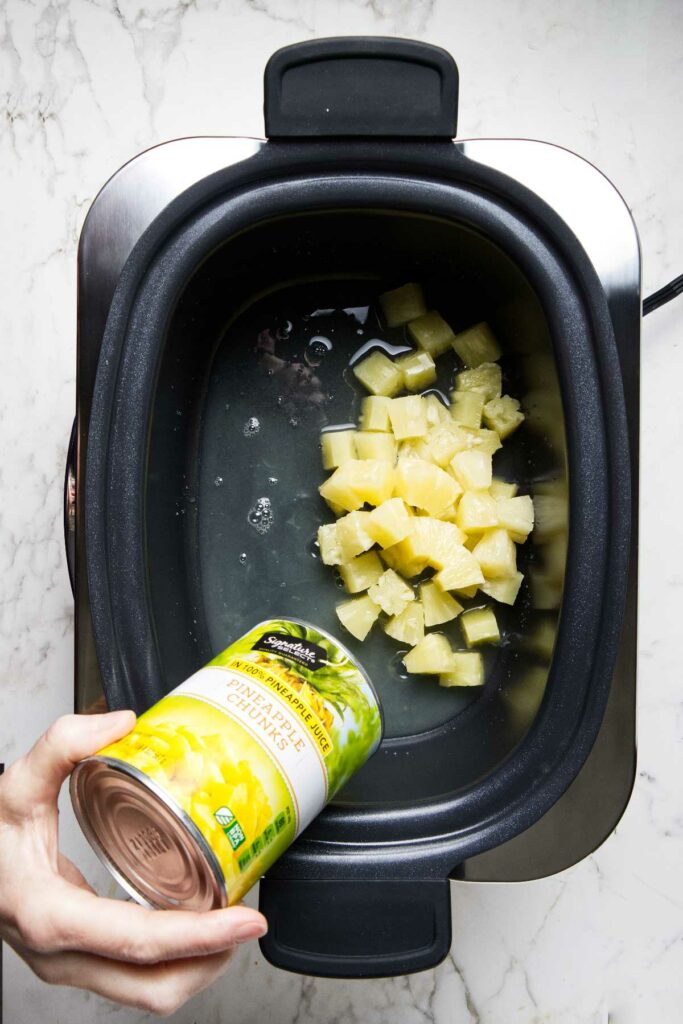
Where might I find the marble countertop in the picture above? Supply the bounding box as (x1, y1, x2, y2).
(1, 1, 681, 1021)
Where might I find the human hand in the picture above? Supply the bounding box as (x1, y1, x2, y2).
(0, 711, 268, 1016)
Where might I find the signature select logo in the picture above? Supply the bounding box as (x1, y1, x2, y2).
(254, 633, 326, 669)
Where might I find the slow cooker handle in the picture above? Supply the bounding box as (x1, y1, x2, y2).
(258, 875, 451, 978)
(64, 416, 77, 596)
(264, 37, 458, 139)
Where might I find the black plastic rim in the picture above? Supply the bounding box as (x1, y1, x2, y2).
(85, 144, 631, 874)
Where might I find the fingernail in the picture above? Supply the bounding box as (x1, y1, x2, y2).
(235, 920, 268, 943)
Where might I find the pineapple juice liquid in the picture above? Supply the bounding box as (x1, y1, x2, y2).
(70, 619, 382, 911)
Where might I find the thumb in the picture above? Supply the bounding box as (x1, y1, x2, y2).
(9, 711, 136, 808)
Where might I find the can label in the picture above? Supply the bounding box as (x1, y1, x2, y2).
(95, 620, 381, 904)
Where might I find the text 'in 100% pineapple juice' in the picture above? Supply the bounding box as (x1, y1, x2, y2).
(70, 619, 383, 910)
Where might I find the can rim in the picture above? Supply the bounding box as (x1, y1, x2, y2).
(250, 616, 385, 749)
(70, 756, 228, 910)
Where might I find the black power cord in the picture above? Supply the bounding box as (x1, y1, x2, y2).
(643, 273, 683, 315)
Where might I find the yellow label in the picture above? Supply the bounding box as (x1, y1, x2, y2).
(225, 656, 333, 757)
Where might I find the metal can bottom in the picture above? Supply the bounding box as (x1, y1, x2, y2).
(70, 757, 227, 912)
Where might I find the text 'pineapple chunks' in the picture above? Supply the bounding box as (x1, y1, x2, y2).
(452, 322, 502, 367)
(336, 510, 374, 561)
(384, 600, 425, 646)
(379, 282, 427, 327)
(353, 351, 403, 397)
(336, 594, 381, 641)
(461, 606, 500, 646)
(339, 551, 384, 593)
(360, 395, 392, 432)
(394, 458, 460, 515)
(403, 633, 456, 674)
(317, 522, 342, 565)
(369, 569, 415, 616)
(321, 429, 357, 470)
(483, 395, 524, 439)
(439, 651, 484, 688)
(354, 431, 397, 462)
(420, 581, 463, 626)
(454, 362, 502, 402)
(367, 497, 412, 548)
(472, 528, 517, 579)
(408, 310, 455, 357)
(388, 395, 428, 440)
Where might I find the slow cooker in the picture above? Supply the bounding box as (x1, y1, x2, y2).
(66, 38, 640, 978)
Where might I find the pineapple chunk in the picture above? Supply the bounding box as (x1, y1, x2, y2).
(481, 571, 524, 605)
(495, 495, 534, 543)
(321, 429, 356, 470)
(420, 581, 463, 626)
(336, 595, 381, 641)
(526, 616, 557, 660)
(354, 431, 397, 462)
(336, 511, 375, 561)
(483, 395, 524, 439)
(317, 523, 342, 565)
(450, 450, 493, 491)
(433, 546, 485, 591)
(452, 322, 502, 367)
(403, 633, 455, 674)
(532, 493, 568, 541)
(360, 395, 392, 432)
(461, 606, 500, 646)
(324, 498, 345, 518)
(399, 437, 433, 462)
(388, 396, 428, 440)
(380, 541, 425, 578)
(456, 492, 498, 533)
(384, 601, 425, 645)
(379, 282, 426, 327)
(450, 391, 485, 428)
(394, 459, 460, 515)
(529, 567, 562, 610)
(397, 517, 467, 571)
(367, 497, 412, 548)
(339, 551, 384, 593)
(454, 362, 502, 402)
(397, 350, 437, 392)
(319, 463, 364, 512)
(353, 351, 403, 397)
(407, 310, 455, 357)
(439, 651, 484, 688)
(424, 393, 450, 426)
(455, 584, 480, 598)
(346, 459, 395, 506)
(369, 569, 415, 616)
(490, 478, 518, 499)
(472, 529, 517, 579)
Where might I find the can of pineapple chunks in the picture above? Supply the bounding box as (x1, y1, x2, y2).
(70, 619, 382, 911)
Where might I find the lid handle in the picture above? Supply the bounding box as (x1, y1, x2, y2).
(264, 37, 458, 139)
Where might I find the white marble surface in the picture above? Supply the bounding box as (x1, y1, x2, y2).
(1, 0, 682, 1021)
